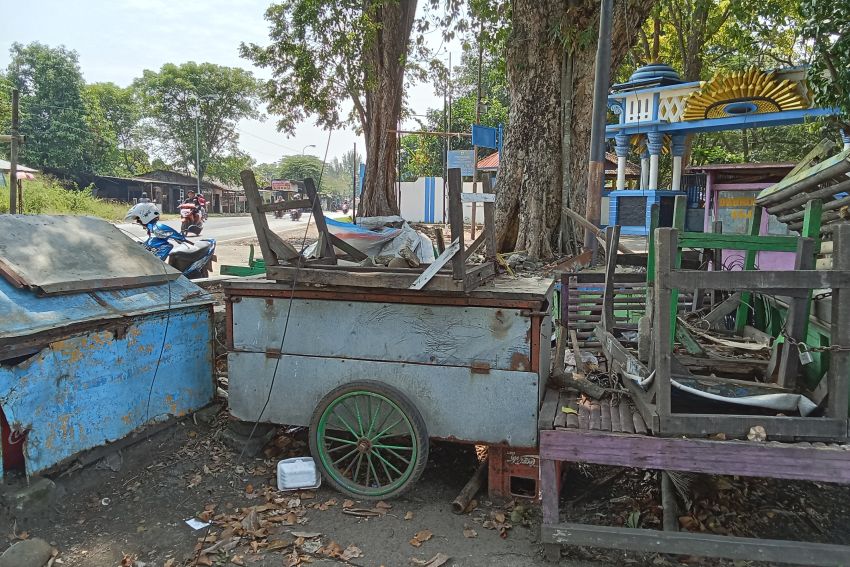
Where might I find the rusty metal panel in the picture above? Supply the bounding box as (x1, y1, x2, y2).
(0, 274, 212, 344)
(228, 351, 539, 446)
(0, 215, 182, 294)
(0, 308, 214, 476)
(231, 297, 533, 371)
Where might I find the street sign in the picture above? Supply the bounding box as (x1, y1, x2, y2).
(447, 150, 475, 177)
(472, 124, 502, 150)
(271, 179, 292, 191)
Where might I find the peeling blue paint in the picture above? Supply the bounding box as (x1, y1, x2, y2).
(0, 276, 214, 476)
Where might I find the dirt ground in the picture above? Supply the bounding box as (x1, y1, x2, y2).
(4, 407, 850, 567)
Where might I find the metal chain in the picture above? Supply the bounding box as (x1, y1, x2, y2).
(782, 331, 850, 353)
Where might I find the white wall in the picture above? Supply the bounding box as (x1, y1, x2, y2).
(398, 177, 492, 224)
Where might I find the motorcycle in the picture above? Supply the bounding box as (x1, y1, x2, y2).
(179, 203, 204, 236)
(290, 209, 303, 221)
(341, 203, 350, 214)
(143, 223, 216, 279)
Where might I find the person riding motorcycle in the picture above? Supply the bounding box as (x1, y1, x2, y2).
(125, 202, 188, 260)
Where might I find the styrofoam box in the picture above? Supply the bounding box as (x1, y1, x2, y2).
(277, 457, 321, 491)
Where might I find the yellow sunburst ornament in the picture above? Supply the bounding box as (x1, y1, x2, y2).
(683, 67, 809, 121)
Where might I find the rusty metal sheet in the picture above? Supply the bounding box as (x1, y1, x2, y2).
(231, 296, 533, 372)
(228, 352, 539, 446)
(0, 308, 214, 476)
(0, 215, 181, 295)
(0, 273, 212, 343)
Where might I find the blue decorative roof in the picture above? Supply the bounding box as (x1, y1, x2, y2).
(612, 63, 684, 92)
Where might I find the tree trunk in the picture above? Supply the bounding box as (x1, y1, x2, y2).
(359, 0, 417, 217)
(497, 0, 655, 259)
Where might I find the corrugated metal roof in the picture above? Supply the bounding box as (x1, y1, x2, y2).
(0, 274, 212, 341)
(0, 159, 38, 173)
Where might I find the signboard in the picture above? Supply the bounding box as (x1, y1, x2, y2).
(447, 150, 475, 177)
(358, 163, 365, 195)
(472, 124, 502, 150)
(271, 179, 292, 191)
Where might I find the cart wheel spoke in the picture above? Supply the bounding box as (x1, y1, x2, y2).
(380, 446, 412, 465)
(314, 388, 424, 498)
(372, 450, 405, 477)
(333, 446, 361, 467)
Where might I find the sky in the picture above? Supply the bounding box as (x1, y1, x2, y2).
(2, 0, 461, 164)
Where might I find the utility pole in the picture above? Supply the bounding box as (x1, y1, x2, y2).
(352, 143, 357, 224)
(195, 110, 201, 197)
(9, 89, 20, 214)
(583, 0, 614, 251)
(471, 24, 484, 240)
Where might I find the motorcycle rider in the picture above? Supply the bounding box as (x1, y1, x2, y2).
(125, 202, 188, 260)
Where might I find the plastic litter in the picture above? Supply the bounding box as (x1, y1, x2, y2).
(277, 456, 322, 491)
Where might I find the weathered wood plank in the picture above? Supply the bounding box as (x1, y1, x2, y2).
(679, 232, 798, 253)
(658, 414, 847, 441)
(654, 228, 676, 419)
(447, 168, 465, 281)
(602, 225, 621, 331)
(590, 401, 602, 431)
(409, 239, 460, 290)
(777, 237, 816, 387)
(539, 387, 560, 431)
(578, 397, 591, 430)
(304, 178, 336, 262)
(609, 399, 621, 433)
(553, 391, 568, 429)
(565, 393, 580, 429)
(540, 459, 560, 526)
(327, 233, 368, 261)
(829, 225, 850, 421)
(702, 292, 742, 327)
(735, 206, 764, 333)
(619, 402, 635, 434)
(633, 411, 649, 435)
(482, 175, 497, 261)
(600, 400, 612, 432)
(541, 523, 850, 566)
(539, 429, 850, 483)
(664, 270, 850, 294)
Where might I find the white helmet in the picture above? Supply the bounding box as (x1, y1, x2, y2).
(125, 202, 161, 225)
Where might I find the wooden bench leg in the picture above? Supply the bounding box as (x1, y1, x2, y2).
(541, 458, 561, 561)
(661, 471, 680, 532)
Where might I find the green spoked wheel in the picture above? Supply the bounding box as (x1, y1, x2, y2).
(309, 381, 429, 499)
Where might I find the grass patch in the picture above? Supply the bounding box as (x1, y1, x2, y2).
(0, 175, 128, 221)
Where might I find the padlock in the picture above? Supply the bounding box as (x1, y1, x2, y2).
(798, 343, 814, 365)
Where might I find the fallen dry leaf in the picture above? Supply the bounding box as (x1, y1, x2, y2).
(375, 500, 392, 510)
(120, 554, 135, 567)
(342, 499, 355, 509)
(15, 531, 29, 540)
(284, 550, 301, 567)
(299, 491, 316, 500)
(404, 511, 414, 521)
(321, 541, 343, 558)
(342, 508, 382, 518)
(341, 544, 363, 561)
(245, 483, 254, 494)
(409, 529, 433, 547)
(196, 555, 213, 567)
(410, 553, 450, 566)
(188, 473, 203, 488)
(231, 555, 245, 566)
(291, 531, 322, 539)
(493, 512, 506, 524)
(163, 560, 176, 567)
(463, 525, 477, 538)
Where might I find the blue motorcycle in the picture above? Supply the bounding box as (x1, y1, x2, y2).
(126, 203, 217, 279)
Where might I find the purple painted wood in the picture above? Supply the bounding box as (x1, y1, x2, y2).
(539, 429, 850, 484)
(540, 458, 560, 525)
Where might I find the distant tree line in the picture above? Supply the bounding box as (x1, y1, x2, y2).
(0, 42, 261, 187)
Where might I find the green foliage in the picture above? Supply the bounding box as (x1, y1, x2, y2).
(0, 175, 127, 220)
(85, 82, 148, 174)
(205, 151, 255, 187)
(801, 0, 850, 122)
(133, 62, 262, 180)
(240, 1, 374, 133)
(5, 42, 93, 171)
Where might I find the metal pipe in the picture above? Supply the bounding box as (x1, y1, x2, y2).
(583, 0, 614, 250)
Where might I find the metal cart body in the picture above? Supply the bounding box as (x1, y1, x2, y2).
(224, 277, 553, 447)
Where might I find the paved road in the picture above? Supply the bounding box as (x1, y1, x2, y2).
(117, 213, 337, 243)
